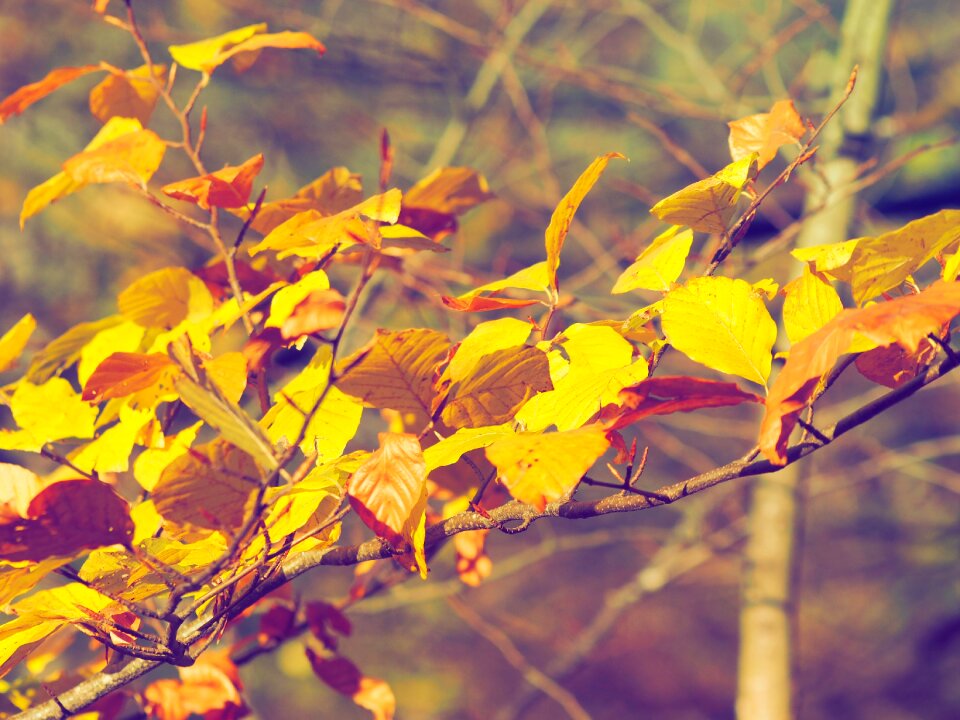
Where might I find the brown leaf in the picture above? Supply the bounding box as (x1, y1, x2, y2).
(439, 345, 553, 428)
(152, 439, 261, 532)
(604, 376, 763, 432)
(0, 65, 104, 123)
(347, 433, 427, 547)
(306, 601, 352, 651)
(760, 281, 960, 464)
(0, 479, 133, 562)
(82, 352, 178, 404)
(162, 154, 265, 210)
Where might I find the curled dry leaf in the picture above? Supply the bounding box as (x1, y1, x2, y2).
(0, 478, 133, 562)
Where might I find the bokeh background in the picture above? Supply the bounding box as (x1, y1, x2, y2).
(1, 1, 959, 718)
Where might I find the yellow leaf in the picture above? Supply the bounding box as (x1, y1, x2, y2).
(944, 250, 960, 283)
(130, 499, 162, 545)
(62, 129, 166, 186)
(440, 345, 553, 429)
(153, 438, 261, 532)
(612, 226, 694, 293)
(262, 347, 363, 460)
(0, 558, 69, 607)
(265, 270, 330, 328)
(133, 421, 202, 492)
(0, 378, 97, 452)
(204, 352, 248, 405)
(336, 328, 450, 427)
(790, 240, 858, 283)
(545, 152, 624, 289)
(423, 424, 514, 472)
(26, 315, 124, 383)
(650, 154, 757, 234)
(486, 425, 610, 510)
(445, 318, 532, 384)
(168, 23, 268, 72)
(20, 116, 144, 227)
(0, 617, 63, 679)
(89, 64, 166, 125)
(751, 278, 779, 299)
(176, 375, 278, 471)
(782, 266, 844, 344)
(454, 261, 551, 302)
(77, 322, 146, 386)
(846, 209, 960, 305)
(0, 313, 36, 373)
(69, 406, 153, 474)
(662, 276, 777, 387)
(516, 324, 647, 431)
(118, 267, 214, 329)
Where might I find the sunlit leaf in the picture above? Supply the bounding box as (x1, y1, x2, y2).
(262, 346, 362, 461)
(162, 153, 264, 210)
(760, 281, 960, 464)
(69, 405, 154, 474)
(26, 315, 124, 383)
(444, 318, 533, 384)
(20, 116, 144, 227)
(612, 225, 694, 293)
(62, 129, 166, 186)
(265, 269, 330, 328)
(791, 240, 858, 284)
(204, 352, 248, 405)
(237, 166, 363, 234)
(400, 167, 494, 240)
(423, 424, 515, 472)
(603, 376, 762, 431)
(662, 276, 777, 386)
(280, 289, 347, 339)
(337, 328, 450, 427)
(118, 267, 214, 329)
(443, 261, 551, 311)
(486, 425, 610, 510)
(144, 652, 247, 720)
(545, 152, 624, 289)
(728, 99, 806, 169)
(168, 23, 268, 72)
(781, 266, 844, 344)
(651, 154, 757, 234)
(0, 65, 104, 123)
(88, 64, 166, 125)
(0, 378, 97, 452)
(0, 558, 69, 607)
(845, 210, 960, 305)
(0, 313, 36, 374)
(347, 432, 427, 569)
(153, 438, 261, 532)
(440, 345, 551, 429)
(0, 479, 133, 562)
(133, 421, 202, 492)
(855, 340, 938, 389)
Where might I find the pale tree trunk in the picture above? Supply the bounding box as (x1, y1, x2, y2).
(735, 1, 895, 718)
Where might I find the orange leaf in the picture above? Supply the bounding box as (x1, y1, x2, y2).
(62, 129, 166, 186)
(162, 154, 265, 210)
(144, 653, 246, 720)
(604, 376, 763, 431)
(347, 433, 427, 548)
(0, 65, 104, 123)
(89, 64, 166, 125)
(545, 152, 624, 290)
(454, 529, 492, 587)
(281, 288, 346, 339)
(306, 651, 396, 720)
(0, 479, 133, 562)
(760, 281, 960, 464)
(82, 352, 178, 404)
(855, 339, 938, 389)
(440, 295, 540, 312)
(728, 99, 806, 169)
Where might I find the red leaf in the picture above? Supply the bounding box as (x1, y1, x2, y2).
(604, 376, 763, 431)
(441, 295, 540, 312)
(305, 601, 352, 650)
(0, 65, 104, 123)
(0, 479, 133, 562)
(162, 154, 264, 210)
(855, 340, 938, 388)
(347, 433, 427, 547)
(306, 651, 396, 720)
(82, 352, 178, 403)
(760, 281, 960, 464)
